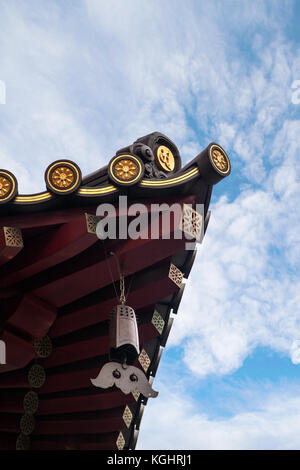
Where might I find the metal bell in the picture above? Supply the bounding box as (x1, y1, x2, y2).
(109, 304, 140, 365)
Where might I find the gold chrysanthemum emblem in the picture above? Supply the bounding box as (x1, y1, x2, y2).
(0, 176, 11, 198)
(114, 159, 138, 180)
(212, 149, 228, 171)
(51, 166, 75, 188)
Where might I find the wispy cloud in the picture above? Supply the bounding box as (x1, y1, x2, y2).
(0, 0, 299, 450)
(138, 380, 300, 449)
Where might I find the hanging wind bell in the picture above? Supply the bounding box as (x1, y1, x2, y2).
(109, 274, 140, 365)
(91, 271, 158, 398)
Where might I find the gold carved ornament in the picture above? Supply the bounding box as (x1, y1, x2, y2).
(138, 349, 151, 373)
(114, 159, 138, 181)
(116, 431, 126, 450)
(0, 176, 11, 198)
(51, 166, 75, 189)
(109, 154, 144, 186)
(45, 160, 81, 194)
(28, 364, 46, 389)
(85, 213, 101, 234)
(16, 434, 30, 451)
(33, 335, 52, 358)
(0, 170, 17, 203)
(123, 405, 133, 428)
(168, 264, 183, 288)
(132, 390, 140, 401)
(23, 391, 39, 414)
(180, 204, 202, 241)
(151, 310, 165, 335)
(4, 227, 23, 247)
(156, 145, 175, 172)
(210, 146, 230, 174)
(20, 413, 35, 436)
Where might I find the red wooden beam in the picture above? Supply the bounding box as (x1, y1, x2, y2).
(0, 413, 20, 433)
(31, 432, 119, 450)
(24, 196, 189, 307)
(31, 440, 118, 450)
(0, 369, 30, 389)
(0, 206, 98, 229)
(0, 390, 134, 414)
(0, 430, 120, 451)
(0, 434, 17, 451)
(40, 367, 107, 394)
(1, 213, 99, 286)
(0, 363, 110, 393)
(50, 272, 179, 337)
(0, 393, 24, 414)
(0, 410, 126, 435)
(38, 391, 135, 416)
(0, 330, 34, 373)
(34, 415, 125, 435)
(41, 323, 157, 369)
(6, 293, 57, 340)
(0, 195, 195, 229)
(34, 236, 184, 308)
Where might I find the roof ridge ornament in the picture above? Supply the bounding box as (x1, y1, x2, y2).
(0, 133, 231, 211)
(44, 159, 82, 195)
(0, 169, 18, 204)
(116, 131, 182, 181)
(108, 153, 144, 186)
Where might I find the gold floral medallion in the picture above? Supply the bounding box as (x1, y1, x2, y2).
(210, 147, 230, 173)
(45, 160, 81, 194)
(114, 159, 138, 181)
(51, 166, 75, 189)
(0, 175, 11, 198)
(109, 155, 144, 186)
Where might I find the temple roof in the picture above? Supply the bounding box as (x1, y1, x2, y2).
(0, 132, 231, 450)
(0, 132, 230, 216)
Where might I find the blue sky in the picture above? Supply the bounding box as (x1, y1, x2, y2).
(0, 0, 300, 450)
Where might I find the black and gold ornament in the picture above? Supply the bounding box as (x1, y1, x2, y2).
(0, 169, 18, 204)
(196, 142, 231, 185)
(45, 160, 82, 195)
(108, 154, 144, 186)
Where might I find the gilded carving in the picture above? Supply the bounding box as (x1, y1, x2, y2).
(33, 335, 52, 358)
(168, 264, 183, 288)
(23, 391, 39, 414)
(20, 413, 35, 436)
(85, 213, 101, 234)
(16, 434, 30, 451)
(151, 310, 165, 335)
(4, 227, 23, 247)
(156, 145, 175, 172)
(212, 149, 228, 172)
(132, 390, 140, 401)
(138, 349, 151, 373)
(0, 176, 11, 198)
(180, 204, 202, 241)
(51, 166, 75, 189)
(122, 405, 133, 428)
(116, 431, 126, 450)
(114, 159, 138, 181)
(28, 364, 46, 389)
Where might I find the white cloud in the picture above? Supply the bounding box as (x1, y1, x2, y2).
(0, 0, 299, 450)
(138, 382, 300, 450)
(290, 341, 300, 365)
(1, 0, 299, 187)
(169, 127, 300, 377)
